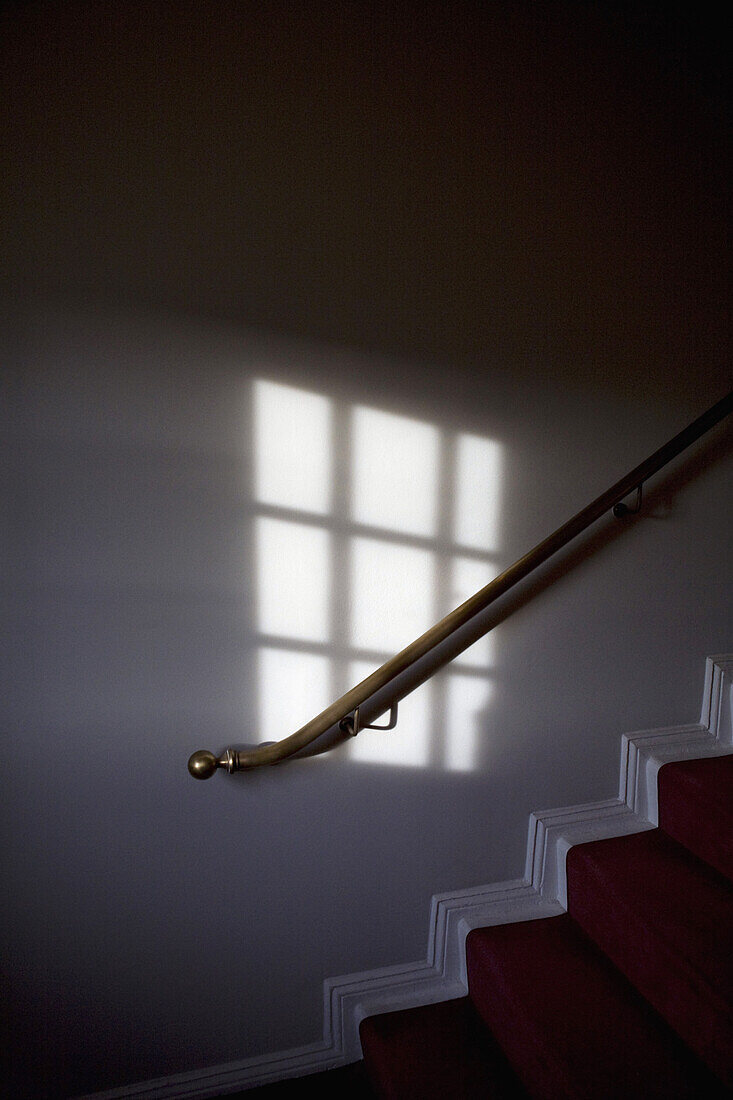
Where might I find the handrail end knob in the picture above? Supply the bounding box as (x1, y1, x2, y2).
(188, 749, 220, 780)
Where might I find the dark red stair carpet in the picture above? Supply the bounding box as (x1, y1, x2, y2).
(467, 914, 720, 1100)
(658, 753, 733, 882)
(360, 996, 528, 1099)
(359, 754, 733, 1098)
(566, 829, 733, 1086)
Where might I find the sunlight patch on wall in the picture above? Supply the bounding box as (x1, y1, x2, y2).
(254, 379, 332, 514)
(256, 517, 330, 642)
(347, 661, 432, 768)
(250, 377, 504, 773)
(453, 434, 502, 552)
(258, 648, 331, 746)
(450, 557, 497, 669)
(351, 538, 436, 653)
(445, 674, 494, 773)
(351, 407, 440, 536)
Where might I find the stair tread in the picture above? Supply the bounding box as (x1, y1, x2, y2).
(566, 828, 733, 1085)
(659, 753, 733, 881)
(360, 996, 528, 1099)
(361, 749, 733, 1099)
(466, 913, 720, 1100)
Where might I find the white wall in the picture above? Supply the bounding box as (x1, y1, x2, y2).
(1, 3, 731, 1095)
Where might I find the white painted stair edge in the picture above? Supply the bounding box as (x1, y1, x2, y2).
(80, 654, 733, 1099)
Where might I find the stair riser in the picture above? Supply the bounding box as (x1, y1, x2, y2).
(467, 915, 720, 1100)
(658, 755, 733, 882)
(566, 832, 733, 1088)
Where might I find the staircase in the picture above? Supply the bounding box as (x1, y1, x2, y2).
(359, 752, 733, 1098)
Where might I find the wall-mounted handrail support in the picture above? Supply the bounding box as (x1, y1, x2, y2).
(188, 390, 732, 779)
(339, 703, 399, 738)
(613, 483, 643, 517)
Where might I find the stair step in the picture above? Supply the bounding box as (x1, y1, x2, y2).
(466, 913, 720, 1100)
(361, 748, 733, 1098)
(566, 829, 733, 1087)
(359, 996, 528, 1099)
(658, 753, 733, 881)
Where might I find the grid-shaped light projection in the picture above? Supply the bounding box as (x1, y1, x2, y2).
(445, 674, 493, 772)
(256, 517, 330, 642)
(350, 538, 436, 654)
(351, 406, 440, 536)
(453, 433, 502, 551)
(254, 379, 332, 513)
(347, 661, 432, 768)
(252, 378, 503, 772)
(450, 557, 496, 668)
(258, 648, 331, 745)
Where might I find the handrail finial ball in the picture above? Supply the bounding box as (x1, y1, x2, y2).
(188, 750, 219, 780)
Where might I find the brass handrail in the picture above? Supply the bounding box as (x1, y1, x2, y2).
(188, 390, 732, 779)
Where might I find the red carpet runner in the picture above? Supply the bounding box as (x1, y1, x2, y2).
(360, 753, 733, 1098)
